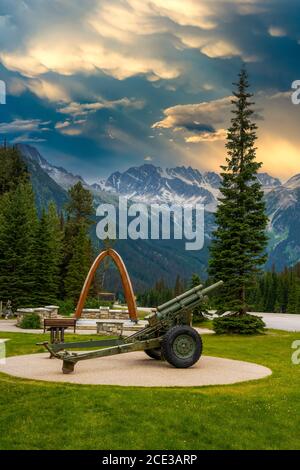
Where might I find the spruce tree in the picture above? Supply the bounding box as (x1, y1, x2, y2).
(287, 272, 300, 314)
(174, 274, 184, 296)
(0, 145, 29, 195)
(47, 202, 63, 296)
(189, 273, 207, 322)
(64, 226, 92, 302)
(62, 182, 94, 300)
(0, 182, 38, 308)
(190, 273, 202, 289)
(65, 181, 94, 228)
(209, 67, 268, 314)
(34, 203, 63, 305)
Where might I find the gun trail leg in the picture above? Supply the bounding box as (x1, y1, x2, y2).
(62, 361, 75, 374)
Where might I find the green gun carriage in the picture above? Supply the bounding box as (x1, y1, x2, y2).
(40, 280, 223, 374)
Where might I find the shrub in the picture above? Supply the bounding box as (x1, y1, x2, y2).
(192, 310, 206, 323)
(55, 299, 75, 316)
(19, 313, 41, 329)
(192, 307, 209, 323)
(56, 298, 114, 316)
(213, 313, 265, 335)
(84, 298, 114, 309)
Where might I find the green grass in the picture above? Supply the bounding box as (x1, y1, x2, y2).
(194, 319, 213, 329)
(0, 329, 299, 450)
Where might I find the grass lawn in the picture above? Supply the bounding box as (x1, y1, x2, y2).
(194, 319, 214, 329)
(0, 329, 299, 450)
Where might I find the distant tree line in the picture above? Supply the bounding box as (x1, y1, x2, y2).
(248, 264, 300, 314)
(137, 273, 209, 322)
(137, 275, 186, 308)
(137, 265, 300, 315)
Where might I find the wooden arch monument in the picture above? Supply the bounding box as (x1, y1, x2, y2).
(74, 248, 138, 322)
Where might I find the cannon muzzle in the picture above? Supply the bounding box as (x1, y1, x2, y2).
(196, 280, 223, 296)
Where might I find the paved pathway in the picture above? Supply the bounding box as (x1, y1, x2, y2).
(0, 320, 213, 336)
(0, 320, 97, 335)
(252, 312, 300, 332)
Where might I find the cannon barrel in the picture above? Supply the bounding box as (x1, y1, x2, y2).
(156, 280, 223, 320)
(156, 284, 203, 312)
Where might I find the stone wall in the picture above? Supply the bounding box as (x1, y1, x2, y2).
(81, 308, 129, 320)
(96, 321, 124, 336)
(16, 305, 59, 328)
(16, 304, 129, 329)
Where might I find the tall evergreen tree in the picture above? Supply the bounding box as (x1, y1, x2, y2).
(62, 182, 94, 300)
(0, 182, 38, 308)
(189, 273, 207, 322)
(47, 202, 63, 294)
(209, 67, 268, 314)
(34, 203, 63, 305)
(0, 146, 29, 196)
(64, 225, 92, 302)
(287, 271, 300, 314)
(189, 273, 202, 289)
(65, 181, 94, 228)
(174, 274, 184, 296)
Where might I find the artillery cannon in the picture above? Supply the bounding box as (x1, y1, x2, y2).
(40, 280, 223, 374)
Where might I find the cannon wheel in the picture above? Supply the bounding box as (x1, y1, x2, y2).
(162, 325, 202, 368)
(145, 348, 162, 360)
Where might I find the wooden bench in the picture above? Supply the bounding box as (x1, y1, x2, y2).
(44, 318, 77, 343)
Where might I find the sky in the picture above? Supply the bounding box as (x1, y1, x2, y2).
(0, 0, 300, 183)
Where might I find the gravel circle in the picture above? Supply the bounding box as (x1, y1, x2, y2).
(0, 352, 272, 387)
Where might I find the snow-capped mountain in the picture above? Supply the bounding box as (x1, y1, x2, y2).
(91, 180, 107, 192)
(102, 164, 219, 211)
(17, 144, 300, 271)
(95, 164, 300, 269)
(99, 164, 282, 212)
(17, 144, 284, 213)
(263, 173, 300, 268)
(283, 174, 300, 191)
(257, 172, 281, 192)
(16, 144, 87, 191)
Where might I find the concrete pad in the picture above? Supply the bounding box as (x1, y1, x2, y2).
(0, 352, 271, 387)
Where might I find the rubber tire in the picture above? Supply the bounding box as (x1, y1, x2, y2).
(162, 325, 202, 368)
(145, 348, 162, 360)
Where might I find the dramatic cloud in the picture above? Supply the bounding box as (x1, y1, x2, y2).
(0, 0, 276, 82)
(152, 96, 232, 142)
(9, 77, 70, 102)
(153, 90, 300, 179)
(201, 41, 241, 59)
(11, 134, 47, 144)
(1, 0, 300, 179)
(185, 129, 227, 143)
(58, 97, 145, 117)
(55, 118, 87, 136)
(268, 26, 287, 38)
(0, 119, 50, 134)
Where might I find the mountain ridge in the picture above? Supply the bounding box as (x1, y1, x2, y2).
(17, 143, 300, 273)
